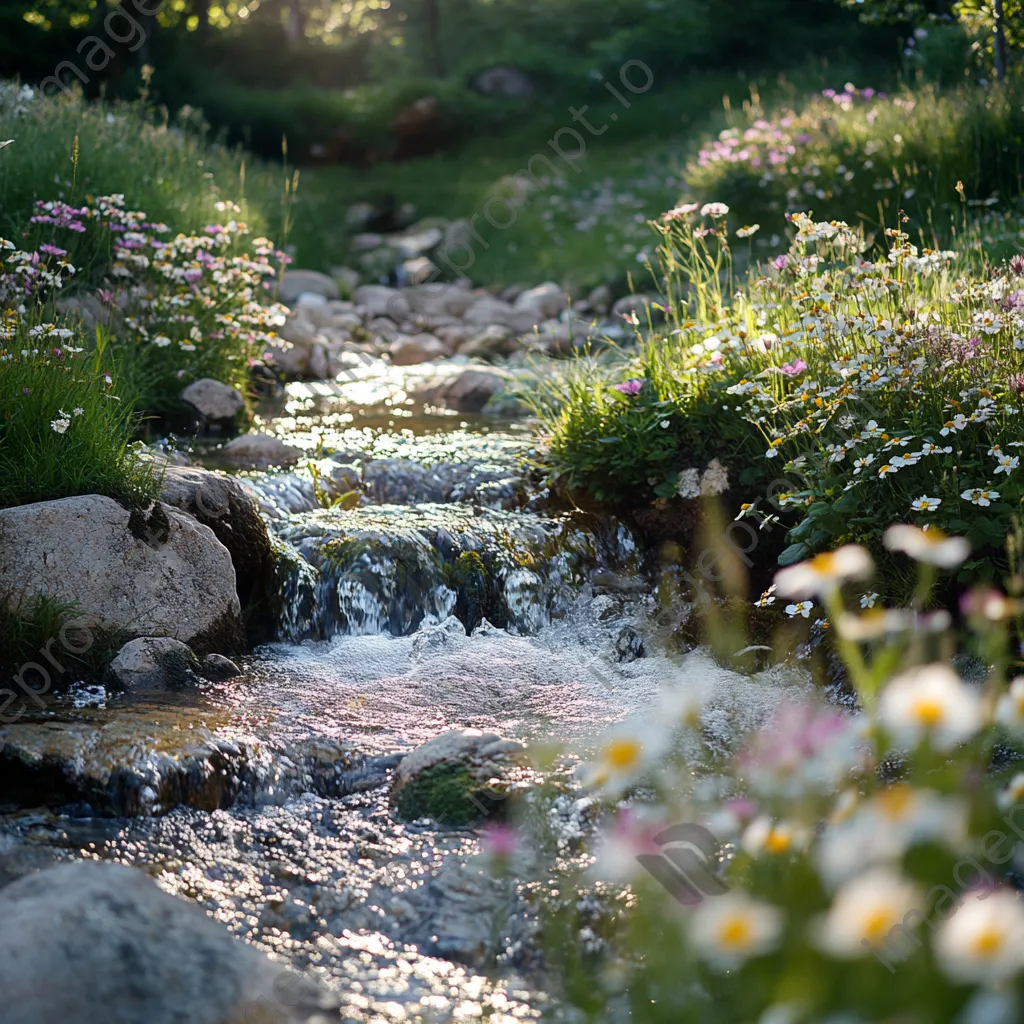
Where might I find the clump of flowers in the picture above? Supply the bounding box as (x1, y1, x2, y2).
(557, 202, 1024, 583)
(28, 193, 291, 414)
(683, 81, 1019, 245)
(537, 536, 1024, 1022)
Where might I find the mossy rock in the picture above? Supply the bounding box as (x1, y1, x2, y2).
(389, 728, 528, 826)
(391, 760, 509, 826)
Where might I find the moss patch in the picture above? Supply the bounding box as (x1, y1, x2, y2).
(391, 760, 509, 827)
(449, 551, 495, 633)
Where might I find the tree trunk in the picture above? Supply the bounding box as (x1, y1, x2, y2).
(284, 0, 306, 47)
(994, 0, 1008, 82)
(425, 0, 444, 77)
(193, 0, 211, 36)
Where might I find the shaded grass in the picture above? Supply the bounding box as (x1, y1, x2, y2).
(289, 63, 895, 290)
(0, 594, 127, 693)
(0, 90, 291, 254)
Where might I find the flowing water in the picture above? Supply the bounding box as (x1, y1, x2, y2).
(0, 360, 811, 1021)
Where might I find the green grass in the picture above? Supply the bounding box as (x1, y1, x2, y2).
(683, 78, 1024, 251)
(0, 85, 291, 250)
(0, 343, 159, 511)
(0, 594, 126, 692)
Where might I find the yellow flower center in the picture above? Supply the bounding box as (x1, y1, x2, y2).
(809, 552, 836, 574)
(718, 915, 753, 950)
(764, 830, 793, 855)
(876, 784, 913, 820)
(912, 698, 945, 727)
(604, 739, 642, 771)
(862, 908, 897, 945)
(971, 927, 1006, 958)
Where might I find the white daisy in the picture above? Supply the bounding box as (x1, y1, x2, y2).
(883, 525, 969, 567)
(774, 546, 873, 599)
(961, 487, 999, 506)
(814, 868, 921, 958)
(911, 496, 941, 512)
(878, 664, 982, 751)
(689, 891, 783, 970)
(996, 677, 1024, 732)
(934, 890, 1024, 985)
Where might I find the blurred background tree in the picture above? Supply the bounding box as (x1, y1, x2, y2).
(841, 0, 1022, 79)
(1, 0, 897, 161)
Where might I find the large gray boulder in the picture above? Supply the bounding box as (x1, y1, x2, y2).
(160, 466, 277, 640)
(0, 496, 242, 651)
(0, 862, 339, 1024)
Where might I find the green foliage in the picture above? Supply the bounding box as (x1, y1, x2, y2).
(532, 197, 1024, 590)
(0, 593, 125, 692)
(0, 86, 288, 249)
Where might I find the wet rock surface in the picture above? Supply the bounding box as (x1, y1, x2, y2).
(161, 465, 278, 639)
(0, 861, 339, 1024)
(0, 699, 267, 816)
(390, 728, 528, 825)
(108, 637, 200, 692)
(219, 433, 304, 469)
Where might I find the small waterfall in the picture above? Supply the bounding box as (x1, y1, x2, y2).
(272, 504, 639, 641)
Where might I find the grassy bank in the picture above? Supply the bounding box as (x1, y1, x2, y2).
(531, 203, 1024, 596)
(0, 85, 291, 511)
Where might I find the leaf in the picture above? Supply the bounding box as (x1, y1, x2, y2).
(833, 491, 860, 514)
(790, 518, 815, 541)
(598, 437, 621, 444)
(778, 542, 811, 566)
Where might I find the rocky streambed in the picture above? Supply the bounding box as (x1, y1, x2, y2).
(0, 358, 810, 1022)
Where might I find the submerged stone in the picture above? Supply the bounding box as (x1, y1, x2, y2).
(276, 503, 640, 640)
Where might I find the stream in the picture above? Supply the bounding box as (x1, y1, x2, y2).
(0, 359, 811, 1022)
